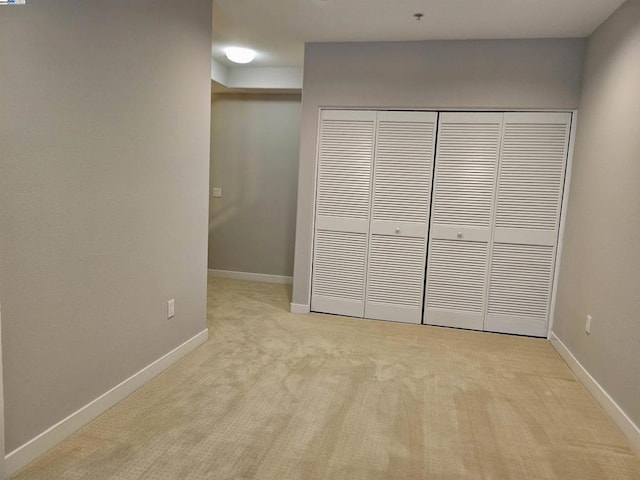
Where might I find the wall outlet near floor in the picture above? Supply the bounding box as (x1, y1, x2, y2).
(585, 314, 592, 334)
(168, 299, 175, 319)
(212, 187, 223, 198)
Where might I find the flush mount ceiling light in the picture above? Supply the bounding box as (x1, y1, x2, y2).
(224, 47, 257, 64)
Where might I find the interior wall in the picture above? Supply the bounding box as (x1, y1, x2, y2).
(0, 297, 4, 479)
(553, 0, 640, 428)
(208, 93, 301, 277)
(291, 39, 586, 307)
(0, 0, 211, 452)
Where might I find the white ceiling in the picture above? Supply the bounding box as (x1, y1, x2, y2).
(212, 0, 625, 68)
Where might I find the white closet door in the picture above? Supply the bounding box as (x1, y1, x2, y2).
(365, 111, 437, 324)
(485, 112, 571, 336)
(311, 110, 376, 317)
(424, 112, 503, 330)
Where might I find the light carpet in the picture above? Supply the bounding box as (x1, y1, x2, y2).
(10, 276, 640, 479)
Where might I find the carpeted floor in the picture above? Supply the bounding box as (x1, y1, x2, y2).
(10, 275, 640, 479)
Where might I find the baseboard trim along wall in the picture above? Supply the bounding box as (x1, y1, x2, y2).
(550, 331, 640, 453)
(290, 303, 310, 314)
(208, 269, 293, 284)
(4, 329, 209, 476)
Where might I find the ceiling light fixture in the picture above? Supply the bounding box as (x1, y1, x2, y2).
(225, 47, 257, 64)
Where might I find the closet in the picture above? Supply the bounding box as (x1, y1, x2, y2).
(426, 111, 571, 336)
(310, 109, 571, 337)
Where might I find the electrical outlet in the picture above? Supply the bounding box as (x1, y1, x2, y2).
(168, 299, 175, 319)
(585, 314, 592, 334)
(212, 187, 223, 198)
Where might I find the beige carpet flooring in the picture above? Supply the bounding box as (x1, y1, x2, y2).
(11, 276, 640, 479)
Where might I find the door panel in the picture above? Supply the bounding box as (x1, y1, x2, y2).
(365, 111, 437, 323)
(430, 113, 504, 230)
(425, 239, 490, 330)
(312, 230, 369, 317)
(311, 110, 376, 317)
(365, 235, 427, 323)
(485, 112, 571, 336)
(424, 112, 503, 329)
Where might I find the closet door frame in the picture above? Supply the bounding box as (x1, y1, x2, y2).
(307, 107, 577, 340)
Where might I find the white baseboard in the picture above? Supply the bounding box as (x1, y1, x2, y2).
(549, 331, 640, 453)
(5, 329, 209, 476)
(290, 303, 310, 314)
(208, 269, 292, 284)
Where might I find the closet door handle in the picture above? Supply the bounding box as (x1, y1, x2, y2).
(457, 232, 463, 239)
(395, 227, 401, 234)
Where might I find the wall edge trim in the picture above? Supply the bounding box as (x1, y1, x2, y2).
(549, 331, 640, 453)
(5, 329, 209, 476)
(290, 303, 311, 314)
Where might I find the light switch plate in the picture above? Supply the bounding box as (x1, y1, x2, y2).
(168, 299, 175, 319)
(212, 187, 223, 198)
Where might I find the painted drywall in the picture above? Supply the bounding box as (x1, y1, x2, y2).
(209, 94, 301, 276)
(291, 39, 586, 306)
(0, 298, 4, 478)
(213, 66, 304, 90)
(553, 0, 640, 427)
(0, 0, 211, 452)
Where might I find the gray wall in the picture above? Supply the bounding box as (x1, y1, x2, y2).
(208, 94, 301, 277)
(554, 0, 640, 427)
(292, 39, 586, 306)
(0, 300, 4, 478)
(0, 0, 211, 452)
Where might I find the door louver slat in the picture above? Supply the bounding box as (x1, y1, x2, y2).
(496, 121, 569, 231)
(313, 231, 368, 302)
(316, 118, 375, 220)
(487, 243, 555, 319)
(367, 235, 426, 307)
(432, 121, 502, 228)
(426, 240, 488, 313)
(372, 120, 434, 223)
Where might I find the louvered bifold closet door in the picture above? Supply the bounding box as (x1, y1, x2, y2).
(311, 110, 376, 317)
(424, 112, 503, 330)
(485, 112, 571, 336)
(364, 111, 437, 324)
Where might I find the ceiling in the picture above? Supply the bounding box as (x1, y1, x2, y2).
(212, 0, 626, 68)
